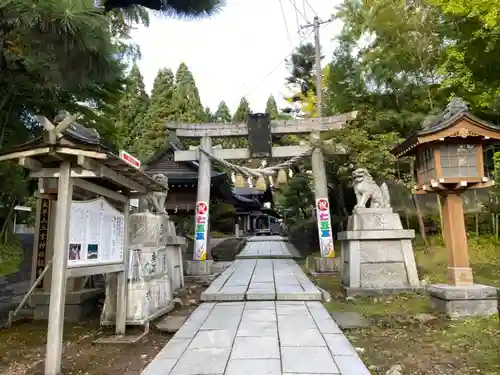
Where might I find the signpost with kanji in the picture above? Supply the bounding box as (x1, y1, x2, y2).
(316, 198, 334, 257)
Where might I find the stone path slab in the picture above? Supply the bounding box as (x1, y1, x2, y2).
(236, 241, 299, 259)
(141, 301, 370, 375)
(201, 259, 322, 302)
(247, 235, 288, 242)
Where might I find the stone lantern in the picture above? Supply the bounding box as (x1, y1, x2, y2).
(391, 98, 500, 318)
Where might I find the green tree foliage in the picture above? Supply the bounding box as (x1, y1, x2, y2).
(172, 62, 205, 123)
(135, 67, 176, 158)
(278, 174, 314, 225)
(233, 97, 251, 122)
(204, 106, 214, 122)
(280, 0, 500, 241)
(265, 95, 279, 120)
(214, 101, 232, 123)
(286, 43, 316, 102)
(115, 63, 150, 152)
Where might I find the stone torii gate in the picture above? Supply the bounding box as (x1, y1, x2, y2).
(167, 112, 356, 273)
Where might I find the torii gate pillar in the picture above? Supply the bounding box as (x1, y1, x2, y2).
(310, 131, 336, 273)
(193, 136, 212, 262)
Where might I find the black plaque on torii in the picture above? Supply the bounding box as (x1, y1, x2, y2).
(247, 113, 272, 159)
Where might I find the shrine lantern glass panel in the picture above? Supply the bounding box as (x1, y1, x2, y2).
(439, 144, 478, 178)
(417, 147, 436, 183)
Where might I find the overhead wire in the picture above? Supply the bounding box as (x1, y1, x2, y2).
(239, 28, 314, 99)
(292, 0, 301, 37)
(302, 0, 318, 18)
(286, 0, 307, 22)
(278, 0, 293, 49)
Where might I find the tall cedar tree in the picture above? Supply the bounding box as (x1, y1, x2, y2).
(137, 67, 176, 158)
(172, 62, 205, 123)
(214, 101, 232, 123)
(116, 62, 150, 152)
(232, 97, 251, 122)
(265, 95, 279, 120)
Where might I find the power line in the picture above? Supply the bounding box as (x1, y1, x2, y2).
(302, 0, 318, 18)
(278, 0, 293, 49)
(292, 0, 301, 36)
(239, 28, 314, 98)
(286, 0, 307, 22)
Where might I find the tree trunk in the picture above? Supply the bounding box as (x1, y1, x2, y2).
(412, 193, 431, 253)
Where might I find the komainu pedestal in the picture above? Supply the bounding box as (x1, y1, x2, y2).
(338, 207, 420, 296)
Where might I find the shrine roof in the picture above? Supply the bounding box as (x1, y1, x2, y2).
(391, 98, 500, 158)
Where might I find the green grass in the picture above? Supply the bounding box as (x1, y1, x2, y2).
(304, 236, 500, 375)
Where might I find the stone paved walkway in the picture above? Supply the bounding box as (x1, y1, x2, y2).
(142, 239, 371, 375)
(201, 259, 322, 301)
(142, 301, 370, 375)
(236, 240, 298, 259)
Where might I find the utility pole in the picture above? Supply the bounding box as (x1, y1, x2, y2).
(301, 16, 333, 117)
(300, 16, 337, 267)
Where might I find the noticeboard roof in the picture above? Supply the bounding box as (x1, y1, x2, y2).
(0, 114, 166, 195)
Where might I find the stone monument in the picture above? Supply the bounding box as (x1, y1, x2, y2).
(338, 169, 420, 296)
(101, 174, 186, 326)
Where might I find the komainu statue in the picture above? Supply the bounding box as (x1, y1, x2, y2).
(144, 174, 169, 215)
(352, 168, 391, 209)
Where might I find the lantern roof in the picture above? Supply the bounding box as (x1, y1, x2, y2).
(391, 98, 500, 158)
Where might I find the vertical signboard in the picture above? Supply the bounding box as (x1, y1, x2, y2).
(315, 198, 335, 258)
(35, 199, 50, 289)
(194, 201, 209, 261)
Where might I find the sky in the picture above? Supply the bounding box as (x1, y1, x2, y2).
(131, 0, 344, 114)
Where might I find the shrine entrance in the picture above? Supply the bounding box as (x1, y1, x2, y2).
(166, 112, 356, 270)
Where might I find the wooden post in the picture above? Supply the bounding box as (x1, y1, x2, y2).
(45, 162, 73, 375)
(115, 199, 130, 335)
(193, 136, 212, 261)
(441, 192, 473, 286)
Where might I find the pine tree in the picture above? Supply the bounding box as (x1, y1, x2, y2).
(172, 62, 205, 123)
(265, 95, 279, 120)
(115, 62, 150, 153)
(136, 67, 175, 158)
(232, 97, 251, 122)
(204, 106, 215, 122)
(214, 101, 232, 123)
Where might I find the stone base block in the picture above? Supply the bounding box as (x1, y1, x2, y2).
(184, 260, 213, 276)
(427, 284, 498, 319)
(344, 286, 424, 297)
(31, 288, 103, 322)
(314, 257, 340, 273)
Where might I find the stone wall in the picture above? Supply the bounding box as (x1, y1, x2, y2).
(0, 234, 34, 318)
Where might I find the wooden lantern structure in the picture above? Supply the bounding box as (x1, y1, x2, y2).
(391, 98, 500, 287)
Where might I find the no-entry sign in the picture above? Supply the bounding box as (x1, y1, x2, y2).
(196, 202, 208, 215)
(317, 198, 329, 212)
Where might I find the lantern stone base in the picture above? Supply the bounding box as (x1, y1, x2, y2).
(184, 260, 213, 276)
(427, 284, 498, 319)
(338, 208, 420, 296)
(313, 257, 341, 273)
(31, 288, 103, 322)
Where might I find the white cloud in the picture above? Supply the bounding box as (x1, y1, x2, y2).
(131, 0, 343, 114)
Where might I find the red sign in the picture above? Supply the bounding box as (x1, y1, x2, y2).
(119, 150, 141, 169)
(196, 202, 208, 215)
(317, 199, 329, 212)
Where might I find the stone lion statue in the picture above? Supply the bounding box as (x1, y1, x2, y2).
(141, 174, 169, 215)
(352, 168, 391, 209)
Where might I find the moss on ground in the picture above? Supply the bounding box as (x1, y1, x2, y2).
(304, 236, 500, 375)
